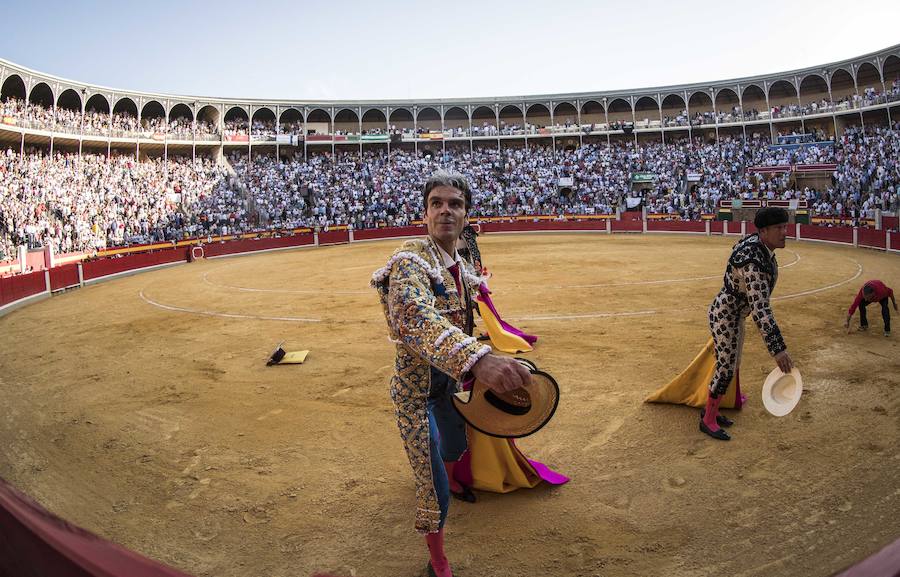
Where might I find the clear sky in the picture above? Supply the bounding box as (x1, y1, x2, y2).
(1, 0, 898, 101)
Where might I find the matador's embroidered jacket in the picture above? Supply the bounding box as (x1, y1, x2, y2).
(708, 233, 786, 395)
(371, 237, 490, 533)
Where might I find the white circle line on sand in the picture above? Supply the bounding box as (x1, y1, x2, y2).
(772, 260, 862, 301)
(339, 263, 380, 272)
(557, 249, 801, 289)
(511, 255, 859, 322)
(201, 248, 800, 295)
(201, 271, 369, 295)
(512, 309, 661, 321)
(139, 290, 322, 322)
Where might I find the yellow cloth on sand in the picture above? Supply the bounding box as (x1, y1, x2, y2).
(467, 428, 542, 493)
(644, 338, 739, 409)
(279, 350, 309, 364)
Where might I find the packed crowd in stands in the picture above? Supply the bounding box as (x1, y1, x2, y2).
(0, 97, 220, 138)
(2, 78, 899, 139)
(251, 120, 277, 137)
(0, 151, 229, 260)
(1, 122, 898, 262)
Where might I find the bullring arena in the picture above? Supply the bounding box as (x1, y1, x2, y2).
(1, 39, 900, 577)
(1, 230, 898, 577)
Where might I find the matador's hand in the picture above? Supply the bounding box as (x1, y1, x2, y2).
(774, 350, 794, 374)
(471, 354, 532, 393)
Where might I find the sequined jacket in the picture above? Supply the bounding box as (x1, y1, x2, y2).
(719, 233, 786, 356)
(371, 237, 490, 533)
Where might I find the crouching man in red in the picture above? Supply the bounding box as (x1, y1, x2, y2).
(845, 280, 897, 337)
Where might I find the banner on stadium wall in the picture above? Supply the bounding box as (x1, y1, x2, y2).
(361, 134, 389, 142)
(225, 134, 250, 142)
(631, 173, 656, 183)
(558, 177, 574, 187)
(769, 140, 835, 150)
(748, 165, 791, 174)
(795, 163, 837, 172)
(306, 134, 332, 142)
(152, 133, 166, 141)
(419, 132, 443, 140)
(811, 216, 875, 227)
(2, 116, 17, 126)
(275, 135, 293, 144)
(687, 172, 702, 182)
(722, 199, 762, 208)
(720, 199, 806, 209)
(768, 199, 808, 209)
(538, 128, 551, 135)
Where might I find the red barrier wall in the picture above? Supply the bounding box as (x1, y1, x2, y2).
(799, 224, 853, 244)
(883, 216, 898, 230)
(723, 222, 743, 235)
(319, 230, 350, 245)
(610, 220, 643, 232)
(857, 228, 887, 249)
(481, 220, 609, 233)
(353, 226, 426, 241)
(49, 263, 80, 291)
(647, 221, 706, 233)
(4, 221, 897, 316)
(25, 250, 47, 271)
(82, 249, 188, 281)
(0, 477, 194, 577)
(0, 270, 46, 307)
(203, 234, 314, 257)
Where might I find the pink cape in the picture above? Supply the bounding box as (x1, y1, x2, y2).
(477, 284, 538, 345)
(454, 377, 569, 489)
(454, 442, 571, 488)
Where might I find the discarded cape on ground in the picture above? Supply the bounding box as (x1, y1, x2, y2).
(644, 338, 745, 409)
(267, 343, 310, 366)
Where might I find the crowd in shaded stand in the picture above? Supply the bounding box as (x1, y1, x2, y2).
(0, 151, 228, 259)
(1, 123, 898, 261)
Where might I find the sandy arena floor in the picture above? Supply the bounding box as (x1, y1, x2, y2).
(0, 233, 898, 577)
